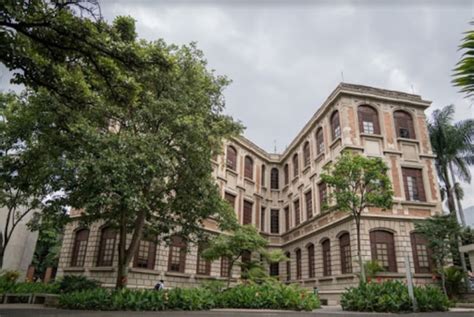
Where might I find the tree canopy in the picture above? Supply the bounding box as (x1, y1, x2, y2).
(453, 21, 474, 98)
(0, 1, 242, 287)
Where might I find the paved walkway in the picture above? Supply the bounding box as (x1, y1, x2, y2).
(1, 305, 474, 317)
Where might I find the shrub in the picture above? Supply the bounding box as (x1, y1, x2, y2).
(58, 275, 101, 293)
(216, 281, 319, 311)
(0, 271, 20, 292)
(444, 266, 465, 299)
(59, 281, 320, 311)
(9, 282, 60, 294)
(341, 280, 451, 313)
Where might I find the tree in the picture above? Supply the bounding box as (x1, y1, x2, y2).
(320, 151, 393, 283)
(453, 21, 474, 98)
(428, 104, 474, 224)
(1, 3, 242, 288)
(415, 214, 462, 296)
(202, 225, 284, 287)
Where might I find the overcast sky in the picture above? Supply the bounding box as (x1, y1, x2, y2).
(1, 0, 474, 210)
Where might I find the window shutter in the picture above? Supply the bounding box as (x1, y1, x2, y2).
(226, 146, 237, 170)
(331, 111, 340, 140)
(260, 207, 265, 232)
(261, 164, 265, 186)
(244, 156, 253, 179)
(270, 209, 279, 234)
(316, 128, 324, 154)
(322, 239, 331, 276)
(294, 200, 300, 226)
(295, 249, 302, 279)
(286, 252, 291, 281)
(271, 168, 279, 189)
(307, 244, 315, 278)
(303, 142, 311, 167)
(293, 154, 299, 177)
(394, 111, 415, 139)
(243, 200, 253, 225)
(285, 207, 290, 232)
(284, 164, 289, 185)
(305, 191, 313, 219)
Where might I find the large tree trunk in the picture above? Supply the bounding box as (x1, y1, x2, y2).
(442, 168, 456, 215)
(449, 162, 466, 226)
(115, 210, 147, 289)
(0, 247, 4, 269)
(355, 216, 366, 283)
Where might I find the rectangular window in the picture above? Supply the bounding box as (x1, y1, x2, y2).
(294, 200, 300, 226)
(334, 126, 341, 139)
(270, 209, 279, 234)
(319, 183, 327, 211)
(305, 191, 313, 220)
(363, 121, 374, 134)
(284, 207, 290, 232)
(225, 193, 236, 211)
(402, 168, 426, 202)
(221, 257, 230, 277)
(260, 207, 265, 232)
(269, 263, 279, 276)
(133, 239, 156, 270)
(243, 200, 253, 225)
(168, 236, 186, 273)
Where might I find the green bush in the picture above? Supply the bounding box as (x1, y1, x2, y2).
(341, 280, 451, 313)
(444, 266, 465, 299)
(59, 281, 320, 311)
(58, 275, 101, 293)
(0, 271, 20, 292)
(0, 271, 59, 294)
(216, 281, 319, 311)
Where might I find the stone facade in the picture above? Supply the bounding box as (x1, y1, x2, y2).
(57, 83, 442, 304)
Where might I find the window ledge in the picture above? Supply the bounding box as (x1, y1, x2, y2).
(375, 272, 405, 278)
(282, 184, 289, 191)
(397, 137, 419, 144)
(400, 201, 436, 207)
(270, 188, 280, 193)
(90, 267, 115, 272)
(329, 137, 341, 149)
(315, 152, 325, 163)
(194, 274, 212, 279)
(413, 273, 435, 278)
(244, 177, 255, 184)
(335, 274, 356, 280)
(165, 271, 191, 278)
(360, 133, 384, 140)
(318, 276, 333, 282)
(130, 268, 161, 275)
(226, 168, 238, 176)
(63, 267, 85, 272)
(291, 176, 299, 184)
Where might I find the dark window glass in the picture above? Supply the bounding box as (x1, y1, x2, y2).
(271, 168, 279, 189)
(168, 235, 186, 272)
(331, 111, 341, 140)
(322, 239, 332, 276)
(270, 209, 279, 234)
(244, 156, 253, 179)
(307, 243, 315, 278)
(226, 146, 237, 170)
(394, 110, 415, 139)
(370, 230, 397, 272)
(97, 227, 116, 267)
(339, 233, 352, 274)
(358, 105, 380, 134)
(133, 239, 156, 270)
(71, 229, 89, 267)
(402, 168, 426, 202)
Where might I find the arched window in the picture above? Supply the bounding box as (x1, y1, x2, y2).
(71, 229, 89, 267)
(358, 105, 380, 134)
(226, 145, 237, 171)
(295, 248, 302, 279)
(394, 110, 415, 139)
(261, 164, 266, 186)
(284, 164, 289, 185)
(322, 239, 331, 276)
(133, 238, 156, 270)
(307, 243, 315, 278)
(331, 111, 341, 140)
(339, 233, 352, 274)
(294, 199, 300, 226)
(168, 235, 187, 273)
(411, 232, 432, 273)
(97, 227, 116, 267)
(196, 242, 211, 275)
(285, 252, 291, 281)
(271, 168, 279, 189)
(244, 156, 253, 179)
(370, 230, 397, 272)
(292, 153, 299, 177)
(303, 141, 311, 167)
(316, 128, 324, 155)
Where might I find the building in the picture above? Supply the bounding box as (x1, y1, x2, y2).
(0, 206, 39, 278)
(57, 83, 442, 304)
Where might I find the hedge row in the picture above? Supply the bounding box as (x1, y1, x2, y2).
(341, 280, 451, 313)
(58, 281, 320, 311)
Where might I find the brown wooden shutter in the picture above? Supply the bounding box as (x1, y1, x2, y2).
(244, 156, 253, 179)
(271, 168, 279, 189)
(358, 105, 380, 134)
(243, 200, 253, 225)
(294, 200, 300, 226)
(285, 207, 290, 232)
(370, 230, 397, 272)
(293, 154, 299, 177)
(307, 244, 315, 278)
(226, 146, 237, 170)
(415, 170, 426, 202)
(316, 128, 324, 154)
(339, 233, 351, 274)
(97, 227, 116, 267)
(286, 252, 291, 281)
(402, 168, 426, 202)
(284, 164, 289, 185)
(394, 111, 416, 139)
(303, 142, 311, 167)
(322, 239, 331, 276)
(295, 249, 302, 279)
(331, 111, 340, 140)
(270, 209, 279, 234)
(305, 191, 313, 219)
(71, 229, 89, 267)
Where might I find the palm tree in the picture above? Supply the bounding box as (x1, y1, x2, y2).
(453, 21, 474, 98)
(428, 104, 474, 221)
